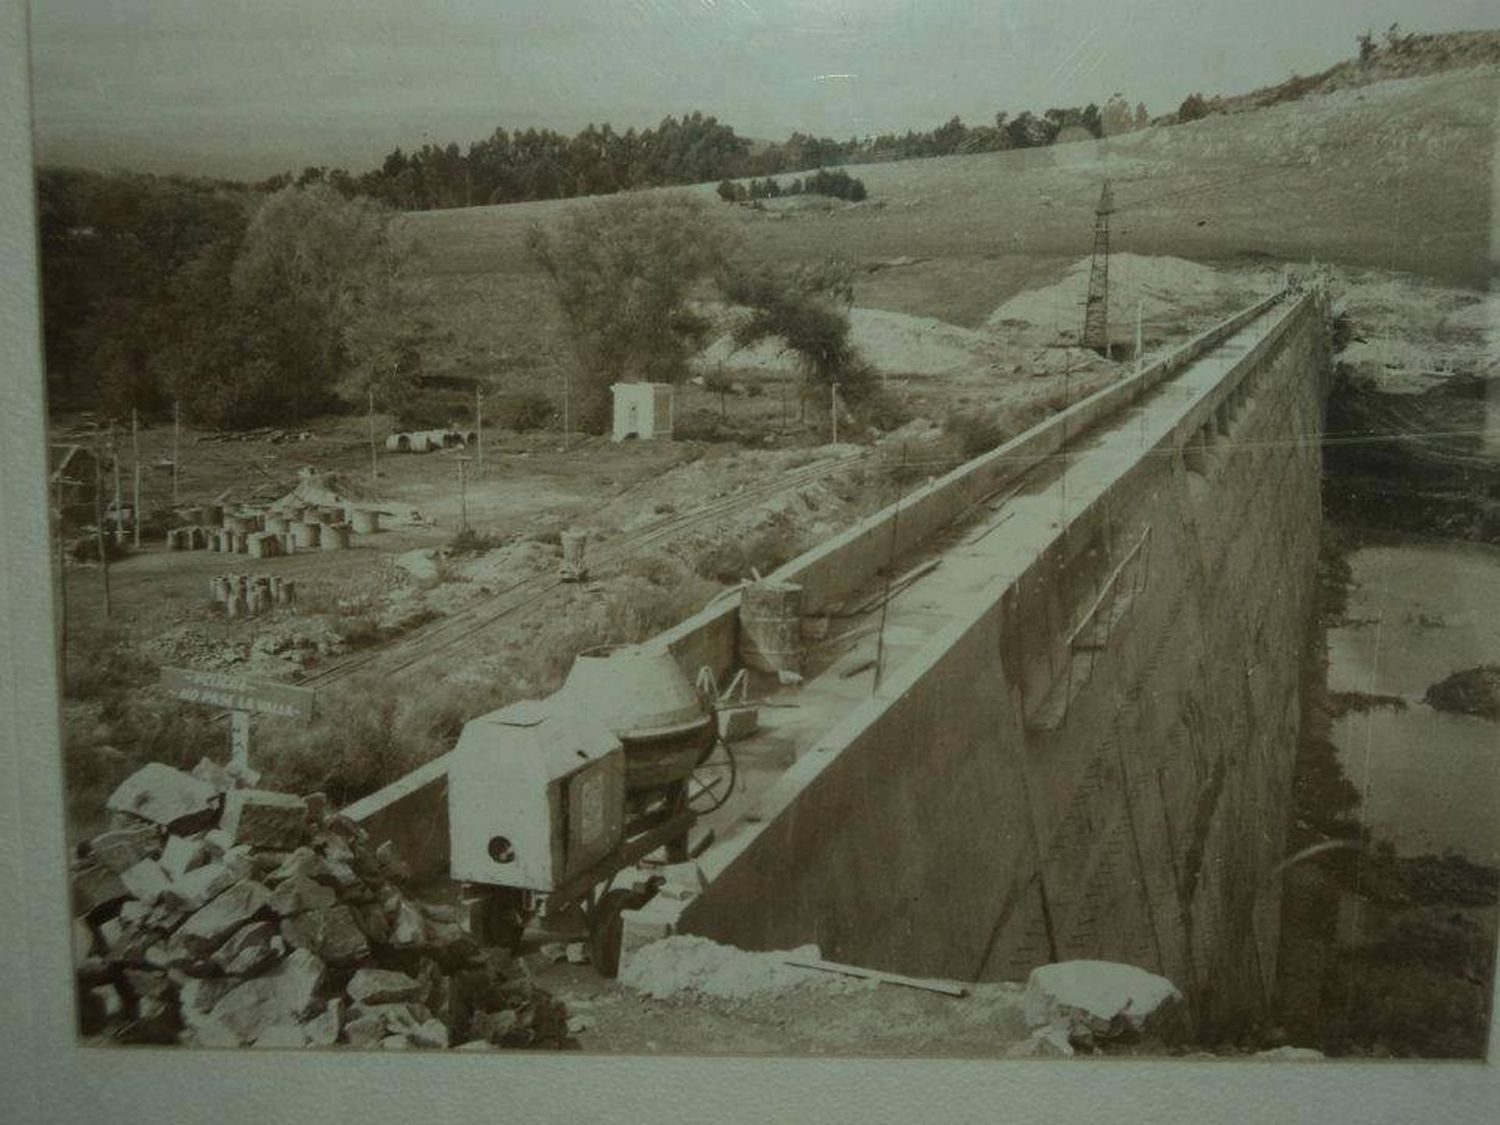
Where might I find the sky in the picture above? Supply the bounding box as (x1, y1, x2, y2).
(25, 0, 1500, 180)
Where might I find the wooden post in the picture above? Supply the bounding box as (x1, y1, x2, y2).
(93, 455, 111, 620)
(230, 710, 251, 772)
(457, 456, 470, 533)
(1135, 300, 1144, 374)
(172, 399, 181, 504)
(830, 380, 839, 446)
(368, 385, 378, 485)
(475, 386, 484, 473)
(110, 425, 122, 536)
(562, 371, 570, 453)
(131, 409, 142, 548)
(873, 443, 907, 693)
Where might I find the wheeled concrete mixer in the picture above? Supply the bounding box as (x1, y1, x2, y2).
(448, 643, 736, 975)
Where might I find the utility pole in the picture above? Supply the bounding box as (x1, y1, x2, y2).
(873, 442, 908, 694)
(457, 456, 471, 533)
(368, 385, 378, 486)
(110, 424, 122, 540)
(562, 372, 571, 453)
(475, 386, 484, 473)
(131, 409, 142, 548)
(172, 399, 181, 505)
(1081, 180, 1114, 355)
(1135, 301, 1144, 374)
(93, 454, 111, 620)
(830, 380, 839, 446)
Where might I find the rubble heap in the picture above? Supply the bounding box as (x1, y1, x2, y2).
(71, 761, 570, 1050)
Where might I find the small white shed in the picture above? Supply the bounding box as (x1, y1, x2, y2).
(611, 382, 674, 442)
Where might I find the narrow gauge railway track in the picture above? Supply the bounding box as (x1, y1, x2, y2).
(298, 448, 870, 687)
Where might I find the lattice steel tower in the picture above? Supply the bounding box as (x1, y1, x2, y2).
(1081, 180, 1114, 354)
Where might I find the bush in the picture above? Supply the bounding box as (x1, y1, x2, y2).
(803, 168, 868, 202)
(448, 527, 502, 556)
(1177, 93, 1210, 123)
(690, 511, 806, 583)
(63, 622, 153, 703)
(856, 387, 914, 433)
(394, 388, 471, 430)
(943, 409, 1006, 460)
(500, 389, 555, 432)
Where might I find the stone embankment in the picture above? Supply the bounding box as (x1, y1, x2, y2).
(70, 760, 571, 1049)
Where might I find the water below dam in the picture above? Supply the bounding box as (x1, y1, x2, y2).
(1326, 540, 1500, 865)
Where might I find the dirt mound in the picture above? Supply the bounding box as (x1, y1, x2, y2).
(274, 469, 427, 529)
(986, 253, 1267, 342)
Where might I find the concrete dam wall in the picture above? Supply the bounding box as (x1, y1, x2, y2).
(675, 291, 1333, 1028)
(347, 289, 1333, 1029)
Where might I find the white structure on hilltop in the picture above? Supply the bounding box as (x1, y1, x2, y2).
(611, 382, 674, 442)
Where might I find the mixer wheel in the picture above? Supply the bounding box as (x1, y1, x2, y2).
(589, 887, 653, 979)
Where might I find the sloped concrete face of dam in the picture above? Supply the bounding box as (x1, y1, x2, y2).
(674, 292, 1333, 1030)
(346, 290, 1333, 1034)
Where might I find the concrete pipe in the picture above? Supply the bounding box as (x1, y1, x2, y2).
(293, 521, 321, 549)
(320, 523, 351, 551)
(349, 508, 380, 535)
(247, 533, 279, 559)
(210, 576, 230, 603)
(165, 528, 182, 551)
(278, 578, 296, 606)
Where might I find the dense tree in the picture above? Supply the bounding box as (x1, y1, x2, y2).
(35, 169, 250, 414)
(718, 259, 873, 402)
(526, 194, 732, 431)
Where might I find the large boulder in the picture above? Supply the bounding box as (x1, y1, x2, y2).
(166, 853, 252, 912)
(221, 790, 311, 849)
(347, 969, 424, 1007)
(279, 905, 370, 965)
(207, 948, 327, 1046)
(84, 824, 163, 874)
(269, 874, 338, 916)
(106, 763, 219, 832)
(1022, 961, 1185, 1044)
(171, 880, 273, 958)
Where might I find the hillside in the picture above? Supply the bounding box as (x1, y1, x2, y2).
(396, 64, 1497, 399)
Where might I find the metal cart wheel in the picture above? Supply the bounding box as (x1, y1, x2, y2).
(686, 737, 737, 815)
(588, 887, 653, 979)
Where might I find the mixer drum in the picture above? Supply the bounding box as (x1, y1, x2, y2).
(560, 643, 717, 795)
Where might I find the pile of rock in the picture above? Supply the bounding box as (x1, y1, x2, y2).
(71, 761, 570, 1050)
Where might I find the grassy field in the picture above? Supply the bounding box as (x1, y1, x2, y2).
(394, 65, 1498, 402)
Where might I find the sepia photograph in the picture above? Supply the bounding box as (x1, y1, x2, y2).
(4, 0, 1500, 1101)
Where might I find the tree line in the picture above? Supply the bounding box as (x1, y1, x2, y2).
(37, 168, 418, 427)
(267, 95, 1152, 213)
